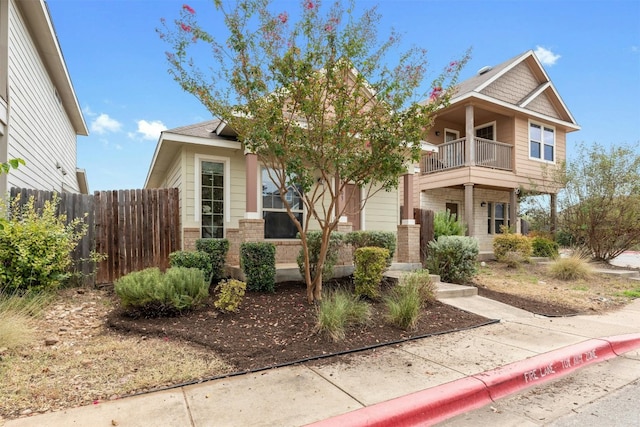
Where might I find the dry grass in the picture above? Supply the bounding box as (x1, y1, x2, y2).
(474, 261, 637, 312)
(0, 288, 232, 420)
(0, 292, 52, 351)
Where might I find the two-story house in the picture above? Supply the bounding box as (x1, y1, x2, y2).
(412, 50, 580, 252)
(0, 0, 88, 195)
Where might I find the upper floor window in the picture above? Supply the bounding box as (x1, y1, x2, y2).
(262, 168, 304, 239)
(530, 122, 555, 162)
(475, 123, 495, 141)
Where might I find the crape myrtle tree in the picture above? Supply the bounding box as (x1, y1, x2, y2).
(559, 143, 640, 261)
(160, 0, 469, 303)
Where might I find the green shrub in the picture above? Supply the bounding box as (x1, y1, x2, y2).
(425, 236, 478, 284)
(297, 231, 344, 283)
(114, 267, 209, 317)
(353, 247, 389, 299)
(169, 250, 212, 281)
(433, 210, 466, 241)
(0, 195, 87, 293)
(316, 289, 371, 342)
(195, 238, 229, 285)
(345, 231, 396, 265)
(214, 279, 247, 312)
(493, 233, 532, 263)
(240, 242, 276, 292)
(548, 256, 593, 281)
(531, 236, 559, 258)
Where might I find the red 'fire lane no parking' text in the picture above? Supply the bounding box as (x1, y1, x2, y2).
(523, 348, 598, 383)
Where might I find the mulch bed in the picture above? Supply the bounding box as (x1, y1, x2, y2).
(107, 277, 494, 373)
(475, 285, 579, 317)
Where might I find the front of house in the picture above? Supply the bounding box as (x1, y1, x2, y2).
(412, 50, 580, 252)
(144, 120, 412, 266)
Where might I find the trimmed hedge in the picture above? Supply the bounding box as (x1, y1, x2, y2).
(425, 236, 478, 284)
(240, 242, 276, 292)
(493, 233, 532, 263)
(531, 236, 559, 258)
(169, 250, 212, 281)
(353, 246, 389, 300)
(195, 238, 229, 285)
(346, 231, 396, 265)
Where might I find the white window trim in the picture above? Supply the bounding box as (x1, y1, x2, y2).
(474, 121, 497, 141)
(444, 128, 460, 142)
(194, 154, 231, 225)
(260, 167, 305, 239)
(528, 120, 556, 164)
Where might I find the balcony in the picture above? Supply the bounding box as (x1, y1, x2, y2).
(420, 137, 513, 174)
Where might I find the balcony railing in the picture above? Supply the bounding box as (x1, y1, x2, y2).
(420, 137, 513, 174)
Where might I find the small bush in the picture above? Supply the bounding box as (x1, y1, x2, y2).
(433, 210, 466, 241)
(169, 250, 212, 281)
(316, 289, 371, 342)
(531, 236, 559, 258)
(114, 267, 209, 317)
(548, 256, 594, 281)
(493, 233, 532, 263)
(240, 242, 276, 292)
(0, 195, 87, 293)
(214, 279, 247, 312)
(346, 231, 396, 265)
(195, 239, 229, 285)
(353, 247, 389, 300)
(385, 285, 423, 331)
(297, 231, 344, 283)
(399, 269, 436, 305)
(425, 236, 479, 284)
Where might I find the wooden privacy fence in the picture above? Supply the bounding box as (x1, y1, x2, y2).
(8, 188, 180, 286)
(414, 208, 434, 262)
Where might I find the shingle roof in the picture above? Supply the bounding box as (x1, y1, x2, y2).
(164, 119, 222, 138)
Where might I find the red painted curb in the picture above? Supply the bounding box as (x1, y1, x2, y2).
(307, 377, 490, 427)
(305, 334, 640, 427)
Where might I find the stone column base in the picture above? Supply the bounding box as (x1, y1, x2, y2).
(396, 224, 421, 264)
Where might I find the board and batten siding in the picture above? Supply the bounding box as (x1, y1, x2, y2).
(6, 0, 80, 192)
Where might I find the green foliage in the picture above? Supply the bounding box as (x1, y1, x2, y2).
(195, 238, 229, 284)
(169, 250, 212, 281)
(621, 288, 640, 299)
(559, 143, 640, 260)
(531, 236, 559, 258)
(297, 231, 344, 283)
(399, 269, 436, 305)
(425, 236, 478, 284)
(240, 242, 276, 292)
(159, 0, 470, 302)
(114, 267, 209, 317)
(353, 247, 389, 300)
(547, 256, 593, 281)
(316, 289, 371, 342)
(0, 195, 87, 293)
(493, 233, 532, 264)
(0, 158, 25, 175)
(433, 211, 466, 241)
(214, 279, 247, 312)
(345, 231, 396, 264)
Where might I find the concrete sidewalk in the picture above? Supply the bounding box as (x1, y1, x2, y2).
(4, 293, 640, 426)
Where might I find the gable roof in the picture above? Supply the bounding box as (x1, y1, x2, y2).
(16, 0, 88, 135)
(447, 50, 579, 130)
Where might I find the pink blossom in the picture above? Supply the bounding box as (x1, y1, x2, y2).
(278, 12, 288, 23)
(183, 4, 195, 14)
(324, 24, 334, 32)
(429, 86, 443, 100)
(305, 0, 314, 9)
(180, 23, 192, 32)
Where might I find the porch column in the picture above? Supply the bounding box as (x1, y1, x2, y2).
(402, 171, 415, 225)
(510, 189, 518, 233)
(550, 193, 557, 235)
(465, 104, 475, 166)
(244, 152, 259, 219)
(464, 183, 474, 236)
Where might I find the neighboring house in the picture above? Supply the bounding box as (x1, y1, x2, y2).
(145, 119, 411, 265)
(0, 0, 88, 195)
(411, 50, 580, 252)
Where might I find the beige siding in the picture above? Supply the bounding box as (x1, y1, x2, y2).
(364, 186, 399, 232)
(6, 0, 79, 192)
(527, 92, 561, 119)
(481, 62, 540, 105)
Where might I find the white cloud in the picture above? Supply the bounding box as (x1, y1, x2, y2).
(83, 105, 96, 117)
(134, 120, 167, 141)
(534, 46, 561, 66)
(91, 113, 122, 134)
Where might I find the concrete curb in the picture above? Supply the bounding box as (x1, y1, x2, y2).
(306, 333, 640, 427)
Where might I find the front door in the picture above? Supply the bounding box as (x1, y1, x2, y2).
(344, 183, 361, 231)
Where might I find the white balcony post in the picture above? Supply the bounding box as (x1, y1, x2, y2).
(465, 105, 475, 166)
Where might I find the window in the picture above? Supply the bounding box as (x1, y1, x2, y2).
(475, 123, 495, 141)
(530, 122, 555, 162)
(262, 168, 303, 238)
(487, 202, 510, 234)
(201, 161, 225, 238)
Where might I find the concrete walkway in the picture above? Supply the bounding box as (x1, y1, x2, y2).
(4, 282, 640, 426)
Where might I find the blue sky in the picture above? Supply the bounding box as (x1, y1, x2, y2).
(47, 0, 640, 192)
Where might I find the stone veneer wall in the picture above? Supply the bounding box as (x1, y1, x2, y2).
(183, 227, 200, 251)
(396, 224, 421, 263)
